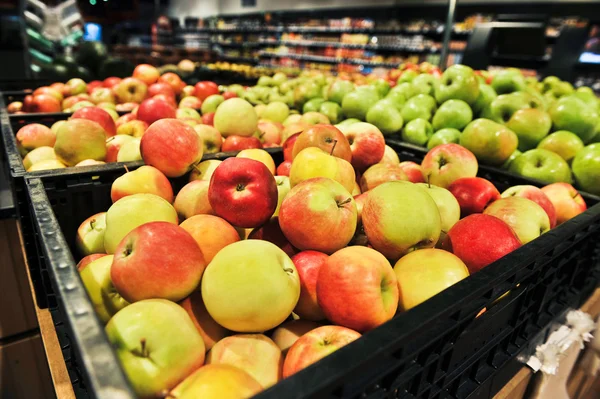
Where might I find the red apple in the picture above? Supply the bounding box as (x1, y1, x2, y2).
(140, 119, 203, 177)
(194, 81, 219, 101)
(23, 95, 35, 112)
(317, 246, 398, 332)
(49, 82, 66, 94)
(71, 107, 116, 137)
(340, 122, 385, 171)
(502, 185, 557, 228)
(283, 133, 301, 162)
(541, 183, 587, 225)
(16, 123, 56, 155)
(103, 77, 122, 88)
(360, 163, 408, 192)
(136, 98, 177, 125)
(442, 214, 522, 273)
(248, 217, 296, 257)
(282, 325, 361, 378)
(223, 91, 238, 100)
(291, 250, 328, 321)
(398, 161, 425, 183)
(153, 93, 177, 107)
(116, 120, 148, 138)
(421, 143, 479, 188)
(202, 112, 215, 126)
(111, 165, 173, 203)
(148, 82, 176, 99)
(292, 124, 352, 162)
(180, 96, 203, 110)
(448, 177, 500, 217)
(32, 94, 61, 113)
(113, 77, 148, 104)
(208, 158, 278, 228)
(159, 72, 185, 95)
(276, 161, 291, 177)
(111, 222, 206, 302)
(115, 102, 138, 112)
(258, 121, 283, 145)
(106, 135, 135, 163)
(221, 135, 262, 152)
(173, 180, 214, 220)
(76, 253, 107, 271)
(86, 80, 103, 94)
(115, 113, 136, 128)
(179, 290, 229, 351)
(133, 63, 160, 85)
(33, 87, 63, 102)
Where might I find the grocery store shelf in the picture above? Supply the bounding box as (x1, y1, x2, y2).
(218, 55, 258, 64)
(211, 41, 264, 48)
(258, 52, 400, 67)
(176, 26, 472, 36)
(278, 40, 441, 53)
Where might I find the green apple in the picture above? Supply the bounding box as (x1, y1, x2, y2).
(169, 365, 261, 399)
(549, 96, 599, 143)
(506, 108, 552, 151)
(571, 143, 600, 195)
(274, 175, 290, 217)
(371, 78, 391, 97)
(54, 119, 107, 166)
(385, 89, 407, 111)
(293, 81, 321, 109)
(481, 93, 530, 124)
(258, 76, 273, 86)
(261, 101, 289, 123)
(542, 76, 561, 93)
(202, 240, 300, 332)
(200, 94, 224, 115)
(573, 86, 599, 109)
(104, 193, 178, 254)
(501, 149, 522, 169)
(23, 146, 56, 171)
(335, 118, 361, 128)
(432, 99, 473, 131)
(80, 255, 129, 323)
(283, 114, 302, 126)
(460, 119, 518, 166)
(521, 88, 547, 110)
(106, 299, 206, 397)
(355, 85, 382, 99)
(434, 64, 479, 105)
(537, 130, 584, 163)
(116, 138, 142, 162)
(76, 212, 107, 255)
(271, 72, 286, 86)
(366, 99, 404, 136)
(319, 101, 343, 124)
(290, 147, 355, 193)
(471, 84, 497, 115)
(391, 82, 418, 101)
(545, 80, 574, 100)
(327, 80, 354, 105)
(484, 197, 550, 244)
(398, 70, 418, 83)
(362, 181, 441, 261)
(303, 97, 325, 113)
(412, 74, 436, 96)
(214, 98, 259, 137)
(401, 118, 434, 147)
(341, 90, 379, 120)
(401, 94, 436, 123)
(491, 69, 526, 94)
(176, 108, 201, 121)
(416, 183, 460, 243)
(427, 128, 461, 149)
(508, 149, 572, 184)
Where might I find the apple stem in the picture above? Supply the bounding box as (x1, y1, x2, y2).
(330, 139, 338, 156)
(106, 136, 116, 143)
(192, 163, 202, 173)
(90, 220, 95, 230)
(140, 338, 148, 357)
(123, 165, 130, 173)
(427, 174, 431, 188)
(283, 267, 294, 274)
(337, 197, 352, 207)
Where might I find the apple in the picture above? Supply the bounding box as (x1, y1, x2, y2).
(65, 78, 87, 96)
(173, 180, 214, 220)
(257, 121, 283, 145)
(283, 114, 302, 127)
(202, 112, 215, 126)
(362, 99, 403, 136)
(201, 94, 225, 116)
(146, 82, 175, 100)
(116, 138, 142, 162)
(273, 176, 290, 217)
(434, 64, 480, 105)
(179, 290, 228, 351)
(23, 146, 56, 170)
(432, 99, 473, 131)
(427, 128, 461, 149)
(359, 163, 408, 192)
(15, 123, 56, 156)
(71, 106, 116, 137)
(105, 299, 205, 397)
(341, 89, 379, 120)
(442, 214, 521, 273)
(136, 98, 177, 125)
(140, 119, 203, 177)
(271, 320, 320, 354)
(30, 94, 61, 113)
(279, 177, 357, 254)
(68, 100, 96, 113)
(111, 165, 173, 203)
(300, 112, 330, 126)
(7, 101, 23, 113)
(502, 185, 557, 228)
(572, 144, 600, 195)
(260, 101, 290, 123)
(290, 147, 356, 194)
(27, 159, 66, 171)
(292, 124, 352, 162)
(208, 158, 278, 228)
(35, 86, 63, 102)
(133, 64, 160, 85)
(154, 93, 177, 107)
(362, 181, 441, 261)
(509, 149, 572, 184)
(283, 132, 301, 161)
(116, 120, 147, 138)
(549, 96, 599, 143)
(338, 122, 385, 171)
(222, 91, 237, 100)
(448, 177, 500, 217)
(168, 364, 262, 399)
(401, 94, 437, 123)
(213, 98, 258, 138)
(189, 160, 222, 182)
(202, 240, 300, 332)
(76, 212, 107, 255)
(484, 197, 551, 244)
(541, 183, 587, 225)
(115, 112, 136, 128)
(75, 159, 105, 167)
(54, 119, 106, 166)
(416, 183, 461, 242)
(236, 149, 276, 175)
(158, 72, 185, 95)
(491, 69, 526, 94)
(327, 80, 355, 104)
(394, 249, 469, 310)
(401, 118, 434, 147)
(79, 255, 128, 323)
(398, 161, 425, 183)
(111, 222, 206, 302)
(221, 136, 261, 152)
(290, 250, 328, 321)
(180, 214, 240, 262)
(537, 130, 584, 163)
(61, 94, 88, 110)
(76, 253, 107, 271)
(505, 108, 552, 151)
(460, 119, 518, 166)
(421, 143, 478, 188)
(317, 246, 398, 332)
(113, 77, 148, 104)
(103, 193, 178, 254)
(207, 334, 283, 388)
(276, 161, 291, 177)
(472, 83, 498, 115)
(115, 102, 138, 113)
(379, 145, 401, 166)
(179, 96, 202, 110)
(193, 124, 222, 153)
(103, 77, 121, 88)
(194, 81, 219, 101)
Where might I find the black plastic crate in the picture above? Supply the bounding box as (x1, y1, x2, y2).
(25, 144, 600, 399)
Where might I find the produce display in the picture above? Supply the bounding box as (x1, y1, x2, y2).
(71, 102, 589, 396)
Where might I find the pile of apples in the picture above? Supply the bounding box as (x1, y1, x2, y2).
(74, 114, 588, 398)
